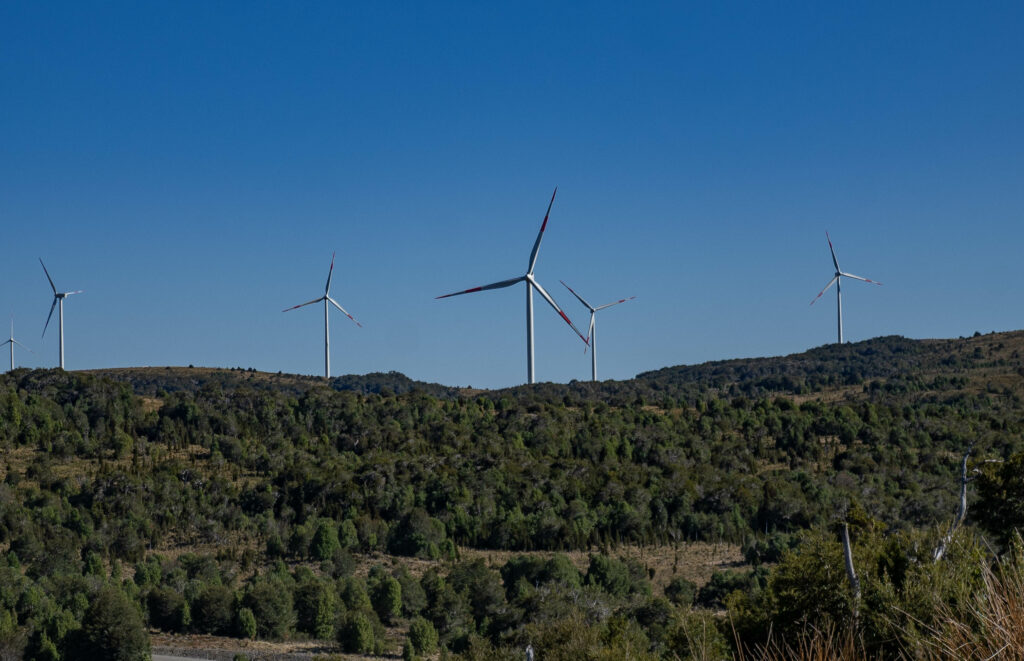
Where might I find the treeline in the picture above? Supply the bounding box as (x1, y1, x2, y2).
(1, 343, 1024, 658)
(2, 366, 1022, 559)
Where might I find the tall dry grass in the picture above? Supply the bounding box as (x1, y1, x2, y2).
(733, 624, 872, 661)
(913, 548, 1024, 661)
(728, 545, 1024, 661)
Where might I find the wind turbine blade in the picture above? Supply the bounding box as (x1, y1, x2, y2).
(64, 290, 84, 296)
(0, 340, 10, 347)
(527, 187, 557, 275)
(826, 232, 841, 273)
(324, 251, 336, 294)
(39, 258, 57, 294)
(559, 280, 593, 311)
(282, 296, 325, 312)
(584, 315, 595, 354)
(595, 296, 636, 311)
(530, 278, 589, 345)
(810, 276, 839, 305)
(840, 272, 882, 285)
(42, 298, 57, 337)
(811, 276, 835, 306)
(327, 296, 362, 327)
(436, 275, 525, 299)
(12, 340, 32, 353)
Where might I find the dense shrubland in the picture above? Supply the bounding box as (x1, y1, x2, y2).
(0, 332, 1023, 658)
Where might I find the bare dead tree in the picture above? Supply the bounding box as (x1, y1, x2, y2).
(842, 521, 861, 627)
(933, 444, 1002, 562)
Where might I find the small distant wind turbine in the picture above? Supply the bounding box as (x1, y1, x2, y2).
(437, 188, 588, 384)
(2, 318, 32, 371)
(40, 259, 83, 369)
(283, 252, 361, 378)
(810, 232, 881, 344)
(561, 281, 635, 382)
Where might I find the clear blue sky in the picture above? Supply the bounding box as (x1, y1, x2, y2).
(2, 2, 1022, 388)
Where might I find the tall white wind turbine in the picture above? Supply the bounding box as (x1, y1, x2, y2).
(2, 318, 33, 371)
(283, 252, 361, 378)
(40, 259, 83, 370)
(810, 232, 881, 344)
(437, 188, 588, 384)
(560, 281, 634, 382)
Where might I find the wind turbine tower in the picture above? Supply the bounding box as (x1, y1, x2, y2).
(810, 232, 881, 343)
(561, 281, 634, 382)
(2, 318, 32, 371)
(283, 252, 361, 378)
(436, 188, 589, 384)
(40, 259, 83, 369)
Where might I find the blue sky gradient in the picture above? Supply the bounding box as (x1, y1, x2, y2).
(2, 2, 1022, 387)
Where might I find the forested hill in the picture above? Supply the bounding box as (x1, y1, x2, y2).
(4, 330, 1024, 658)
(86, 366, 461, 399)
(88, 329, 1024, 404)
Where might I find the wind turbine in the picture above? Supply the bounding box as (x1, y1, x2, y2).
(283, 252, 361, 378)
(560, 281, 634, 382)
(2, 318, 32, 371)
(810, 232, 881, 344)
(436, 188, 588, 384)
(40, 259, 83, 369)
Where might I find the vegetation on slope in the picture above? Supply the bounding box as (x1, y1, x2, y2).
(1, 331, 1023, 658)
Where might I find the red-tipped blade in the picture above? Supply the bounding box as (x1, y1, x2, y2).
(436, 275, 525, 299)
(560, 279, 593, 311)
(527, 187, 557, 275)
(530, 278, 589, 345)
(283, 296, 325, 312)
(810, 275, 839, 305)
(826, 231, 840, 273)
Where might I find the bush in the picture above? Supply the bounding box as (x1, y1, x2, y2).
(585, 554, 650, 598)
(147, 585, 188, 632)
(311, 519, 340, 562)
(242, 576, 295, 639)
(192, 583, 235, 636)
(338, 610, 375, 654)
(72, 586, 149, 661)
(664, 577, 697, 606)
(295, 578, 337, 639)
(237, 607, 257, 639)
(371, 575, 402, 624)
(408, 615, 438, 655)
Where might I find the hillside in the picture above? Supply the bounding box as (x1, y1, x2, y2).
(89, 329, 1024, 404)
(3, 330, 1023, 659)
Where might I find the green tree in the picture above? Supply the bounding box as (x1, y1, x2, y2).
(371, 575, 402, 624)
(408, 615, 438, 656)
(338, 610, 375, 654)
(72, 586, 149, 661)
(242, 576, 295, 639)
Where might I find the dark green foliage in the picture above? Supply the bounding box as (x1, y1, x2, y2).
(394, 566, 426, 617)
(237, 607, 257, 639)
(242, 575, 295, 640)
(0, 331, 1023, 657)
(71, 585, 149, 661)
(295, 577, 337, 639)
(696, 569, 764, 608)
(585, 555, 651, 598)
(975, 451, 1024, 548)
(148, 585, 188, 631)
(338, 610, 375, 654)
(408, 615, 439, 655)
(310, 519, 340, 561)
(664, 576, 696, 606)
(192, 583, 236, 636)
(370, 574, 402, 624)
